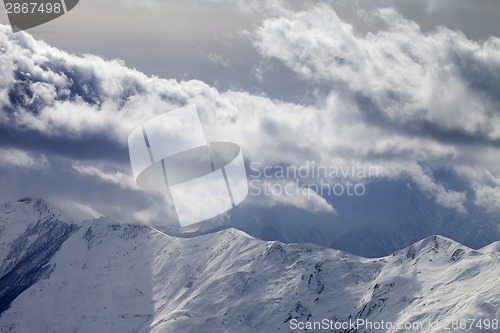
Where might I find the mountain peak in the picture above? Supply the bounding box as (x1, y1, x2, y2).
(211, 227, 255, 240)
(402, 235, 472, 262)
(418, 234, 460, 249)
(1, 197, 59, 221)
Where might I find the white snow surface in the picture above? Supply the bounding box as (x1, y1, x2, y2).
(0, 200, 498, 333)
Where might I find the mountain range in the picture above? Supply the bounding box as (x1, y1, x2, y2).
(0, 198, 498, 332)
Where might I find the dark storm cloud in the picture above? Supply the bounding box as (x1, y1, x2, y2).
(351, 93, 500, 151)
(0, 124, 129, 163)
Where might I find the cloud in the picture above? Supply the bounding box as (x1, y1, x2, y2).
(455, 166, 500, 213)
(404, 163, 467, 213)
(254, 5, 500, 142)
(248, 178, 336, 214)
(474, 184, 500, 213)
(0, 147, 50, 170)
(55, 199, 103, 221)
(251, 4, 500, 212)
(0, 0, 499, 222)
(71, 163, 137, 190)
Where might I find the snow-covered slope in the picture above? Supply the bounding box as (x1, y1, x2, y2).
(0, 200, 498, 332)
(0, 198, 79, 314)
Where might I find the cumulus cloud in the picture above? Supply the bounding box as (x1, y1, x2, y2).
(254, 5, 500, 141)
(252, 4, 500, 212)
(0, 0, 499, 222)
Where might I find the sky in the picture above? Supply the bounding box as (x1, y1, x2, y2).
(0, 0, 499, 255)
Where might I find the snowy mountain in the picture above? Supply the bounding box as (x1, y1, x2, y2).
(0, 198, 79, 314)
(0, 199, 498, 332)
